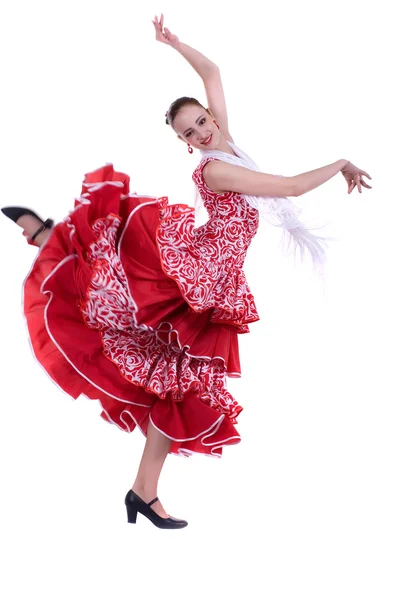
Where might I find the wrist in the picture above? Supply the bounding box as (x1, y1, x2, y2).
(339, 159, 350, 171)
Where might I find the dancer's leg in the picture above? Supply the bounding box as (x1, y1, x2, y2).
(132, 420, 173, 518)
(12, 214, 174, 517)
(7, 212, 177, 518)
(16, 214, 51, 247)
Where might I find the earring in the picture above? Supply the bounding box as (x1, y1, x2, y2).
(187, 143, 193, 154)
(213, 120, 220, 130)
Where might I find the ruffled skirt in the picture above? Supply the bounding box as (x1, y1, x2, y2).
(23, 165, 259, 457)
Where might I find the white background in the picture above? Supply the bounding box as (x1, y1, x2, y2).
(0, 1, 399, 599)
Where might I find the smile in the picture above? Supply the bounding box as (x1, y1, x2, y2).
(201, 135, 212, 145)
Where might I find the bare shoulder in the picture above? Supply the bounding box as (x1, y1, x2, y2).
(202, 160, 227, 193)
(203, 160, 298, 198)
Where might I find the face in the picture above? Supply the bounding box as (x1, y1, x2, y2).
(173, 104, 220, 151)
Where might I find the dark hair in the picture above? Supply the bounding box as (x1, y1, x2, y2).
(165, 96, 207, 128)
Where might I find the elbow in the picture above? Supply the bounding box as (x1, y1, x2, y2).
(203, 64, 219, 77)
(291, 178, 302, 197)
(204, 64, 219, 79)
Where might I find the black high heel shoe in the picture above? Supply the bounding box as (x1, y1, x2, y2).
(125, 490, 188, 529)
(1, 206, 54, 242)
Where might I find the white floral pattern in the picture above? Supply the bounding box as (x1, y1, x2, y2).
(79, 213, 242, 422)
(157, 157, 260, 332)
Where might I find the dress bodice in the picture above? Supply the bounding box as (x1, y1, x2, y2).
(191, 157, 259, 269)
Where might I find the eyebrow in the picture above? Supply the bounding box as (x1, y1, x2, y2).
(183, 115, 204, 136)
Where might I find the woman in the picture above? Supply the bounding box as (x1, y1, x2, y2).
(1, 14, 371, 530)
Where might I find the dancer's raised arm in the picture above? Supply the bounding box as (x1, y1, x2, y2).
(153, 14, 372, 199)
(152, 14, 233, 142)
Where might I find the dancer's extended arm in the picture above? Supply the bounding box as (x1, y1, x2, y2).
(152, 14, 233, 142)
(203, 159, 372, 197)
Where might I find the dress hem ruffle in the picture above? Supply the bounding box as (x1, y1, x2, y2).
(22, 166, 248, 457)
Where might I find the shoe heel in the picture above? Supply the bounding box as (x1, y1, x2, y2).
(126, 507, 138, 524)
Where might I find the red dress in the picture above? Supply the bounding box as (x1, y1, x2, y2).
(23, 158, 260, 457)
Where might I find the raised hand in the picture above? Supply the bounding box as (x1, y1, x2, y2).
(341, 161, 372, 194)
(152, 13, 180, 49)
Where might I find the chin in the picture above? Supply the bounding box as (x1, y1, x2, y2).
(199, 142, 214, 151)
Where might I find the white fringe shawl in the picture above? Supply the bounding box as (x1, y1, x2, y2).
(197, 141, 332, 274)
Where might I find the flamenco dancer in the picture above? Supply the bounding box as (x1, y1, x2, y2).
(1, 14, 371, 529)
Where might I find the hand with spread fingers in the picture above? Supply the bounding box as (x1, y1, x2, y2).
(341, 161, 372, 194)
(152, 13, 180, 50)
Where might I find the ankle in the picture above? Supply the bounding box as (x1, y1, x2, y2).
(19, 215, 52, 248)
(132, 482, 158, 499)
(33, 229, 51, 247)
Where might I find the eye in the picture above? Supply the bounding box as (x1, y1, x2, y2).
(185, 118, 206, 138)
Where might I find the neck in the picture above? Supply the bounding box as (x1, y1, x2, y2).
(216, 139, 235, 155)
(202, 136, 235, 156)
